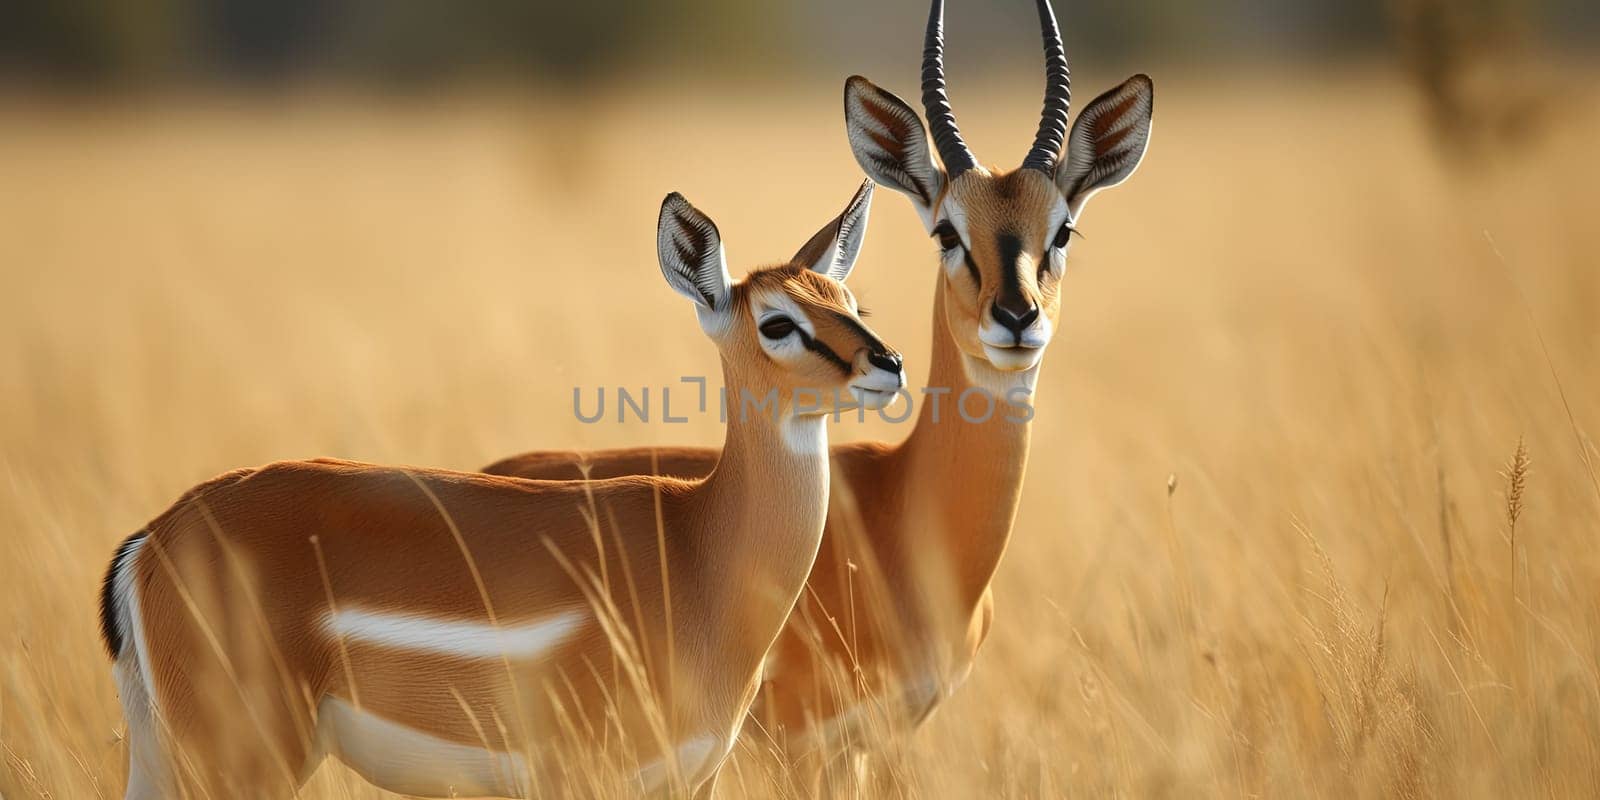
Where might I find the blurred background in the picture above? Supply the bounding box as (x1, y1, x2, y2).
(3, 1, 1599, 798)
(3, 0, 1599, 86)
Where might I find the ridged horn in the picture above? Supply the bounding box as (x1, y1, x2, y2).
(1020, 0, 1073, 173)
(921, 0, 978, 178)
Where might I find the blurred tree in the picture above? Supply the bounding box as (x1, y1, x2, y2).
(0, 0, 1594, 89)
(1387, 0, 1552, 160)
(0, 0, 190, 84)
(201, 0, 326, 80)
(307, 0, 783, 87)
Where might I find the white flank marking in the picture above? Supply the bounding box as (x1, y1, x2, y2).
(320, 697, 528, 797)
(324, 608, 586, 660)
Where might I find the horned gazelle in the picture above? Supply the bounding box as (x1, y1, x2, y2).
(484, 0, 1155, 781)
(99, 183, 905, 798)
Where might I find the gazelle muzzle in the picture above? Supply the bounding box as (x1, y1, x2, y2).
(849, 347, 907, 409)
(978, 297, 1052, 371)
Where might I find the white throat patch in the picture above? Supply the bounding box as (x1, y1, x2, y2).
(960, 353, 1042, 398)
(781, 415, 828, 455)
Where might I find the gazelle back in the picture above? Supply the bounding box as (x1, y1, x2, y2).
(99, 183, 904, 799)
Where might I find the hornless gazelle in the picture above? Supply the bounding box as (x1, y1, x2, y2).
(99, 183, 906, 799)
(483, 0, 1155, 783)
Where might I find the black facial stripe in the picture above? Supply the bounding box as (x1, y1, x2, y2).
(795, 327, 854, 376)
(963, 251, 980, 286)
(828, 310, 891, 358)
(995, 232, 1028, 310)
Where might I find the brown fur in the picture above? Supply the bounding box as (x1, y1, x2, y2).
(112, 258, 895, 798)
(937, 168, 1066, 361)
(485, 169, 1067, 769)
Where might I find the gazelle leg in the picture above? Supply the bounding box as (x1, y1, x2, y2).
(689, 765, 722, 800)
(140, 596, 318, 798)
(115, 655, 175, 800)
(815, 745, 881, 800)
(158, 671, 315, 799)
(162, 697, 313, 800)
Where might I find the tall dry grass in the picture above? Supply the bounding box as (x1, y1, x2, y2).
(2, 67, 1598, 797)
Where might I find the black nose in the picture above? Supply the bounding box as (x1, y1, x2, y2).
(990, 301, 1040, 336)
(867, 350, 903, 374)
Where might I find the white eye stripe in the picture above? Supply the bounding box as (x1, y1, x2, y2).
(942, 200, 972, 244)
(751, 290, 818, 358)
(1044, 247, 1068, 275)
(940, 246, 965, 277)
(1048, 195, 1072, 234)
(754, 297, 815, 335)
(758, 310, 807, 328)
(935, 196, 1078, 277)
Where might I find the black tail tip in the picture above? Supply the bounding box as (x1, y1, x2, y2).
(98, 532, 146, 659)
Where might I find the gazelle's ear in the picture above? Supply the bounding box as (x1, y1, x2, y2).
(791, 180, 874, 284)
(844, 76, 943, 231)
(1056, 75, 1154, 220)
(657, 193, 733, 315)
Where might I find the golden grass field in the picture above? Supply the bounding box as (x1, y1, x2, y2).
(2, 67, 1598, 797)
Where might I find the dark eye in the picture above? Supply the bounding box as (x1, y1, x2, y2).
(1052, 223, 1077, 250)
(759, 316, 797, 340)
(933, 221, 962, 252)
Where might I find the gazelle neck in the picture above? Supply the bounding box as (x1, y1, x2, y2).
(897, 274, 1037, 610)
(692, 357, 831, 648)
